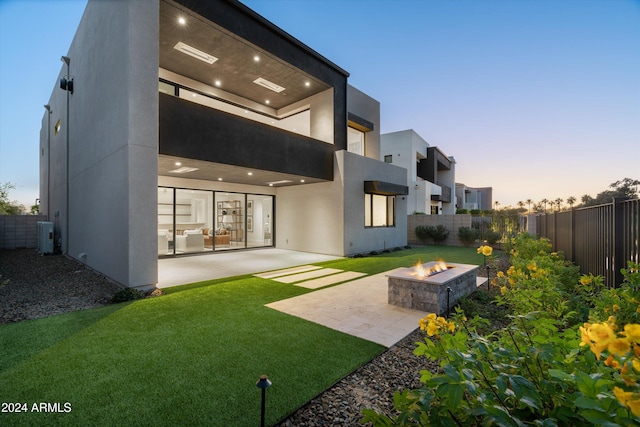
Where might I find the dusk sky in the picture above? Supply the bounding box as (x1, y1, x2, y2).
(1, 0, 638, 210)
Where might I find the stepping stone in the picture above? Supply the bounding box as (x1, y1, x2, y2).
(254, 265, 321, 279)
(273, 268, 342, 284)
(295, 271, 367, 289)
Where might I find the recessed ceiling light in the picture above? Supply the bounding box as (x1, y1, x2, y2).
(248, 172, 253, 176)
(214, 80, 221, 87)
(305, 81, 310, 87)
(169, 166, 199, 174)
(218, 178, 223, 181)
(253, 77, 285, 93)
(175, 162, 181, 166)
(300, 179, 305, 183)
(174, 42, 218, 64)
(192, 93, 197, 97)
(266, 180, 293, 186)
(254, 55, 260, 62)
(178, 17, 186, 25)
(265, 100, 270, 105)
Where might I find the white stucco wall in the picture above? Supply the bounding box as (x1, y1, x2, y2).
(340, 150, 408, 254)
(347, 85, 381, 160)
(41, 0, 159, 288)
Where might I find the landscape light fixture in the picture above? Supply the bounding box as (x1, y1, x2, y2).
(256, 375, 272, 427)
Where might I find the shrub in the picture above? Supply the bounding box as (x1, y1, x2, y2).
(457, 226, 479, 245)
(111, 288, 144, 303)
(589, 261, 640, 326)
(485, 229, 502, 244)
(456, 208, 469, 214)
(362, 234, 640, 426)
(415, 225, 450, 245)
(415, 225, 431, 243)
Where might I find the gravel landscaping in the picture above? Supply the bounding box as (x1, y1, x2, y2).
(0, 249, 443, 425)
(0, 249, 122, 324)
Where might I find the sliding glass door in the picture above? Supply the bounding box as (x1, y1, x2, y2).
(158, 186, 274, 256)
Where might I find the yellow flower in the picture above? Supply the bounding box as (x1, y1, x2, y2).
(527, 262, 537, 271)
(612, 304, 621, 312)
(426, 322, 439, 337)
(419, 317, 428, 331)
(614, 386, 633, 405)
(496, 271, 505, 278)
(507, 266, 516, 276)
(605, 354, 620, 369)
(580, 275, 592, 285)
(482, 246, 493, 256)
(584, 323, 616, 359)
(624, 324, 640, 343)
(633, 359, 640, 372)
(629, 399, 640, 417)
(609, 338, 631, 356)
(426, 313, 437, 321)
(500, 286, 507, 295)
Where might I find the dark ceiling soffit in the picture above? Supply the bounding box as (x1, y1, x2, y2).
(171, 0, 349, 78)
(347, 112, 374, 132)
(364, 181, 409, 196)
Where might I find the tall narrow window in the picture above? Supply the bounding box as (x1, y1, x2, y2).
(347, 127, 365, 156)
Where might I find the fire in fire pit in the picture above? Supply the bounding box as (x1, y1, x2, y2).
(413, 260, 450, 278)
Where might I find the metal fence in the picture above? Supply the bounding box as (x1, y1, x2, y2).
(536, 198, 639, 288)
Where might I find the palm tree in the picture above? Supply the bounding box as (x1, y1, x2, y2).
(517, 201, 525, 211)
(494, 201, 500, 211)
(554, 198, 563, 211)
(526, 199, 533, 213)
(567, 196, 576, 209)
(541, 198, 549, 214)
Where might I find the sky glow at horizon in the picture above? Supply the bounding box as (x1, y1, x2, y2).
(0, 0, 638, 210)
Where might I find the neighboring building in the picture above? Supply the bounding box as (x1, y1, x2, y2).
(455, 184, 493, 211)
(381, 130, 456, 215)
(40, 0, 407, 289)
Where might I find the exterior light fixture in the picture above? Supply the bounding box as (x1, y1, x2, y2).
(253, 55, 260, 62)
(59, 77, 73, 93)
(256, 375, 272, 427)
(178, 16, 186, 25)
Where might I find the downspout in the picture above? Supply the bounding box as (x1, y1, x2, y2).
(43, 104, 52, 220)
(61, 56, 70, 255)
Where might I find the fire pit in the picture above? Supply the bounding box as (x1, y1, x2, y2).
(387, 261, 480, 314)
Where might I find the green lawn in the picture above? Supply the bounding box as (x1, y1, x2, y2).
(0, 246, 485, 426)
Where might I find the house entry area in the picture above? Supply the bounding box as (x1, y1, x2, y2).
(158, 187, 274, 256)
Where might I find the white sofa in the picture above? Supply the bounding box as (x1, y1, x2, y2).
(158, 231, 169, 255)
(175, 230, 205, 253)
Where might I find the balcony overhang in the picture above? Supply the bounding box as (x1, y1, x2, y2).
(159, 93, 335, 182)
(364, 181, 409, 196)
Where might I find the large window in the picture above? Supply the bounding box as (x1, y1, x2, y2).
(365, 194, 395, 227)
(158, 186, 274, 256)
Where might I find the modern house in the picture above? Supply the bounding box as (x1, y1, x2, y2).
(39, 0, 408, 289)
(381, 129, 456, 215)
(455, 184, 493, 211)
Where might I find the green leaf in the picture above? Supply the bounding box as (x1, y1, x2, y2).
(574, 396, 605, 411)
(548, 369, 573, 382)
(519, 396, 541, 410)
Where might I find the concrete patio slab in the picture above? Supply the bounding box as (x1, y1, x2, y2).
(266, 269, 426, 347)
